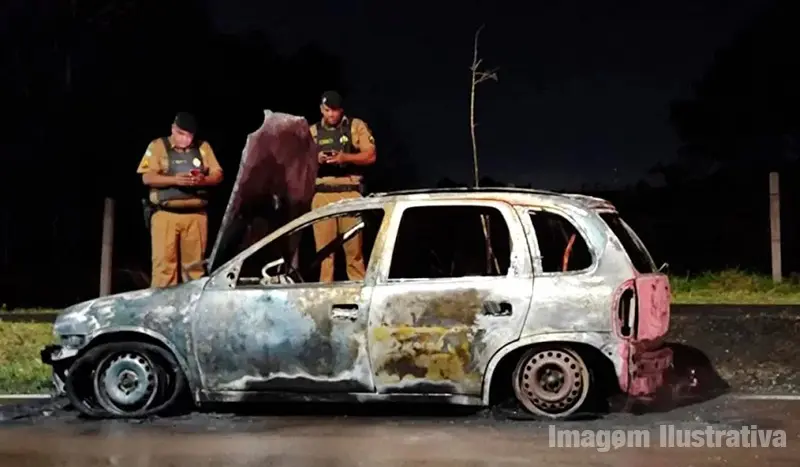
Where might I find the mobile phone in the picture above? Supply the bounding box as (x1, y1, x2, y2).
(190, 169, 201, 176)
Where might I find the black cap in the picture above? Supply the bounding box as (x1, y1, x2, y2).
(174, 112, 198, 134)
(320, 91, 343, 109)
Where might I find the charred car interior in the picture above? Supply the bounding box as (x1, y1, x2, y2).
(236, 209, 385, 286)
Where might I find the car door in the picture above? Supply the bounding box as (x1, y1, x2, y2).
(366, 200, 534, 397)
(191, 206, 389, 396)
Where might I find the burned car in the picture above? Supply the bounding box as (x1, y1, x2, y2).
(41, 114, 672, 420)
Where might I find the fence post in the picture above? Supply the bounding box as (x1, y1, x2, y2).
(769, 172, 782, 283)
(99, 197, 115, 296)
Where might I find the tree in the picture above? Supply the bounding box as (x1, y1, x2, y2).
(469, 25, 498, 188)
(667, 0, 800, 175)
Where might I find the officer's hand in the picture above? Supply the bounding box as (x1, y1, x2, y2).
(174, 173, 194, 186)
(318, 151, 330, 163)
(326, 151, 346, 164)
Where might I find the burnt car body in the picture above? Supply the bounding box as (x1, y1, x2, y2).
(41, 113, 672, 419)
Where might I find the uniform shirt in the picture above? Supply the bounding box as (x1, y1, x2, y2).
(309, 117, 376, 186)
(136, 137, 223, 207)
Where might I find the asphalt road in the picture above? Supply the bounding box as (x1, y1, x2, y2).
(0, 395, 798, 466)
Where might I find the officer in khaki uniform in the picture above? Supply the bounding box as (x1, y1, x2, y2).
(136, 112, 224, 288)
(309, 91, 377, 283)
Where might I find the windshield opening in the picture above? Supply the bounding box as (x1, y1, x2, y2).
(598, 212, 656, 273)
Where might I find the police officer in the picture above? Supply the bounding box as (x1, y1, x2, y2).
(309, 91, 377, 283)
(136, 112, 224, 288)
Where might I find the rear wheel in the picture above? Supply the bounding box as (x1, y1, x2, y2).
(511, 346, 591, 419)
(65, 341, 186, 419)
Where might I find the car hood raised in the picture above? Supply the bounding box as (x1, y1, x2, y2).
(207, 110, 319, 272)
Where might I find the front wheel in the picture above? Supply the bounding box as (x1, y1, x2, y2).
(511, 346, 591, 419)
(65, 341, 187, 419)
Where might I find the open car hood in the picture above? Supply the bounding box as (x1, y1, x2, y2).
(207, 110, 319, 271)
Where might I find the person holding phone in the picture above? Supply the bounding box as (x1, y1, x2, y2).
(136, 112, 224, 288)
(308, 90, 377, 283)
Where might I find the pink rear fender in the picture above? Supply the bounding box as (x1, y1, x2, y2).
(613, 274, 673, 398)
(634, 273, 670, 341)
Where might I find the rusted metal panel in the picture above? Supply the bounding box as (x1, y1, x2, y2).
(191, 203, 397, 397)
(51, 281, 207, 393)
(191, 284, 375, 394)
(366, 200, 534, 396)
(368, 280, 533, 395)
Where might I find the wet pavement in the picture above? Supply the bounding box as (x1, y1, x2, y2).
(0, 395, 798, 466)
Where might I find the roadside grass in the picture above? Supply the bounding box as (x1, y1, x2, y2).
(0, 323, 54, 394)
(0, 269, 799, 394)
(0, 307, 61, 314)
(670, 269, 800, 305)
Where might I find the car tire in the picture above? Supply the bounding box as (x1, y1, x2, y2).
(64, 341, 186, 419)
(511, 345, 591, 419)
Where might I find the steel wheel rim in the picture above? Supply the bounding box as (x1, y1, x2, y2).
(93, 351, 159, 415)
(513, 348, 590, 417)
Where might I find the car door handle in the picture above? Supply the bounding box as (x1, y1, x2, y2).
(484, 301, 512, 316)
(330, 304, 359, 321)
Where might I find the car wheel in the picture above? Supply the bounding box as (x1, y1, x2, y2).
(65, 341, 186, 419)
(511, 346, 591, 419)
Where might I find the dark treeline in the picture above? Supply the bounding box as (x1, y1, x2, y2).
(1, 0, 799, 308)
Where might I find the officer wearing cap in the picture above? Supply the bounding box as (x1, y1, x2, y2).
(136, 112, 224, 288)
(309, 90, 377, 283)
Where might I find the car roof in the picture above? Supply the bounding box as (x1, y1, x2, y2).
(322, 187, 618, 212)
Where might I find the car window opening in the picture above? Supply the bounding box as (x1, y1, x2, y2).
(529, 211, 593, 273)
(597, 212, 656, 274)
(388, 205, 511, 280)
(237, 209, 385, 286)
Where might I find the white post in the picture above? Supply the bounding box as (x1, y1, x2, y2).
(99, 197, 115, 296)
(769, 172, 782, 283)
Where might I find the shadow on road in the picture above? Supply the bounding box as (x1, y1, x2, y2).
(613, 342, 731, 416)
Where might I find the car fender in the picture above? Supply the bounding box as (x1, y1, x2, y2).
(481, 331, 617, 405)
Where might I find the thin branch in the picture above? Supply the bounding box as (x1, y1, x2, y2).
(469, 24, 498, 188)
(475, 69, 499, 84)
(469, 24, 500, 275)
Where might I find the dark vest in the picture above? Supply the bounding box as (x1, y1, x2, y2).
(154, 137, 210, 205)
(313, 117, 362, 178)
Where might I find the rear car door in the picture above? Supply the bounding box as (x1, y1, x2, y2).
(366, 200, 534, 398)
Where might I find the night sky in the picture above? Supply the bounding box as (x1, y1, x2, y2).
(206, 0, 766, 189)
